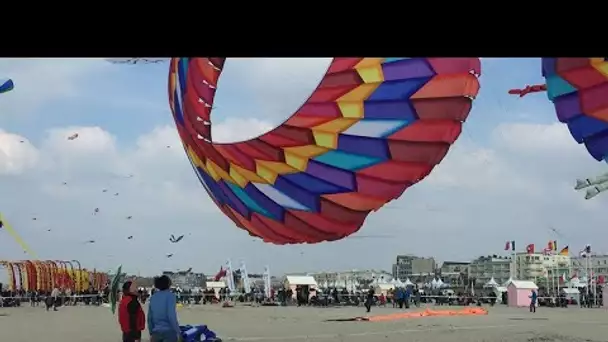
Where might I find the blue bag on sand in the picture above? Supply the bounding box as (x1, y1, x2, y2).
(180, 325, 221, 341)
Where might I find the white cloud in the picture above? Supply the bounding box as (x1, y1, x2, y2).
(493, 122, 580, 155)
(1, 58, 607, 277)
(0, 58, 109, 117)
(0, 129, 38, 174)
(219, 58, 332, 122)
(212, 117, 275, 143)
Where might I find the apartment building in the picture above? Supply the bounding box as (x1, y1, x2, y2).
(439, 261, 470, 287)
(514, 253, 571, 286)
(468, 256, 511, 286)
(392, 255, 436, 280)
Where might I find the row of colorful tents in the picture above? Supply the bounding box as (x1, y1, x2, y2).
(0, 259, 108, 292)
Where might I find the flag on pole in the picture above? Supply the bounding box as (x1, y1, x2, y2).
(213, 266, 226, 281)
(505, 240, 515, 251)
(547, 241, 554, 251)
(542, 247, 552, 255)
(558, 246, 569, 256)
(553, 240, 558, 251)
(579, 244, 591, 257)
(526, 244, 535, 254)
(109, 264, 123, 314)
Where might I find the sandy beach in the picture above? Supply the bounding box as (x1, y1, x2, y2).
(0, 304, 606, 342)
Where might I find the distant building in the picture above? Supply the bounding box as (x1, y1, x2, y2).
(572, 254, 608, 282)
(468, 255, 511, 287)
(162, 270, 205, 290)
(440, 261, 470, 274)
(439, 261, 470, 287)
(514, 253, 570, 286)
(392, 255, 436, 280)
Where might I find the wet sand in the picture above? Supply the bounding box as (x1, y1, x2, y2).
(1, 303, 607, 342)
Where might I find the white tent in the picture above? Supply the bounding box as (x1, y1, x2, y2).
(285, 275, 317, 287)
(431, 278, 444, 289)
(502, 277, 513, 287)
(561, 287, 580, 301)
(484, 277, 499, 288)
(569, 276, 585, 287)
(389, 279, 398, 285)
(403, 278, 413, 287)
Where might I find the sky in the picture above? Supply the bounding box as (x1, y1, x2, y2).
(0, 58, 606, 277)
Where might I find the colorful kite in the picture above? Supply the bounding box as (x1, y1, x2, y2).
(0, 212, 37, 257)
(0, 78, 14, 94)
(541, 58, 608, 199)
(168, 58, 480, 244)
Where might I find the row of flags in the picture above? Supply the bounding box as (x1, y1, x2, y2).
(504, 240, 591, 257)
(503, 241, 602, 285)
(557, 272, 605, 284)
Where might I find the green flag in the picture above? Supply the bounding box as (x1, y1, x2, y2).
(110, 265, 123, 314)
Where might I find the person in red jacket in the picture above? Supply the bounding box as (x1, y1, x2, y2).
(118, 280, 145, 342)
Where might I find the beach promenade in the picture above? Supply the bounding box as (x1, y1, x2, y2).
(0, 304, 606, 342)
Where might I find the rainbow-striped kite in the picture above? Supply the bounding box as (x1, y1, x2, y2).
(542, 58, 608, 199)
(168, 58, 480, 244)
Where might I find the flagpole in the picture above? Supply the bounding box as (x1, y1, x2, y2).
(512, 250, 517, 280)
(591, 258, 596, 307)
(585, 255, 590, 301)
(552, 259, 557, 302)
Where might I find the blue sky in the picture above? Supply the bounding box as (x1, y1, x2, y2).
(0, 58, 605, 277)
(1, 58, 555, 145)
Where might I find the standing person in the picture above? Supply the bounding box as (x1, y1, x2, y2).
(119, 280, 145, 342)
(148, 275, 181, 342)
(529, 289, 537, 313)
(48, 287, 60, 311)
(365, 287, 375, 313)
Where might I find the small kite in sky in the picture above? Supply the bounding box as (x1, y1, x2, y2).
(0, 78, 14, 94)
(126, 216, 132, 220)
(67, 133, 79, 140)
(105, 58, 167, 64)
(127, 236, 133, 240)
(169, 234, 184, 243)
(93, 208, 99, 215)
(166, 254, 173, 258)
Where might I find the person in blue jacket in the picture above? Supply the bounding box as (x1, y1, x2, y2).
(148, 275, 181, 342)
(529, 289, 538, 313)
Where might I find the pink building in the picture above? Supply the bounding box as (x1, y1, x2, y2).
(507, 280, 538, 307)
